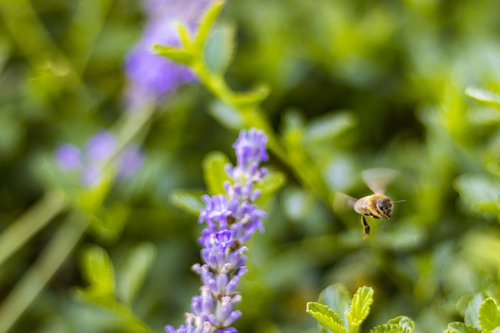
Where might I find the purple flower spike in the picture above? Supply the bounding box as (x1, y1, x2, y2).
(233, 129, 269, 167)
(166, 129, 269, 333)
(225, 129, 268, 185)
(55, 131, 144, 187)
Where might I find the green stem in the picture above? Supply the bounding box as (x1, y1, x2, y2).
(192, 58, 333, 203)
(0, 190, 66, 268)
(192, 60, 237, 106)
(99, 102, 156, 186)
(114, 102, 156, 150)
(193, 60, 287, 161)
(0, 214, 89, 333)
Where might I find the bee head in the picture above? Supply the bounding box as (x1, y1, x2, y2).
(377, 197, 393, 219)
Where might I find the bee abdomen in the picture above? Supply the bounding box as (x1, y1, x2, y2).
(354, 196, 375, 216)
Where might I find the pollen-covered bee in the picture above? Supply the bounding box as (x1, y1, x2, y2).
(336, 169, 402, 239)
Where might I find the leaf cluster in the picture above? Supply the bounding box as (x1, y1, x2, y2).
(307, 284, 414, 333)
(444, 295, 500, 333)
(76, 243, 156, 333)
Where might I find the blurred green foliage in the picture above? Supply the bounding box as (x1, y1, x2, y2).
(0, 0, 499, 333)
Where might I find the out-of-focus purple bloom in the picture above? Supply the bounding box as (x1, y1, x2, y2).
(86, 131, 116, 163)
(56, 144, 82, 171)
(125, 22, 196, 107)
(117, 145, 144, 180)
(125, 0, 215, 108)
(55, 131, 144, 187)
(166, 129, 268, 333)
(143, 0, 213, 22)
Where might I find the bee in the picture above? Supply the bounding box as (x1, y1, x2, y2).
(336, 169, 402, 239)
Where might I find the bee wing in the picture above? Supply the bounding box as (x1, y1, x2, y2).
(332, 192, 358, 212)
(361, 168, 399, 194)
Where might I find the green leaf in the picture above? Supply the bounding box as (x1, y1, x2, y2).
(208, 101, 244, 130)
(464, 294, 484, 330)
(369, 324, 405, 333)
(282, 110, 330, 200)
(305, 111, 356, 144)
(478, 298, 500, 331)
(386, 316, 415, 333)
(465, 86, 500, 107)
(80, 245, 115, 297)
(153, 44, 194, 65)
(193, 0, 225, 52)
(462, 232, 500, 272)
(308, 301, 344, 327)
(204, 23, 236, 75)
(232, 83, 271, 109)
(347, 286, 374, 329)
(282, 187, 313, 220)
(487, 161, 500, 179)
(468, 108, 500, 125)
(89, 204, 129, 243)
(318, 284, 351, 328)
(255, 169, 286, 203)
(444, 322, 481, 333)
(306, 302, 347, 333)
(457, 296, 474, 317)
(170, 189, 205, 216)
(454, 174, 500, 216)
(203, 151, 231, 195)
(176, 22, 192, 49)
(116, 243, 157, 305)
(76, 246, 155, 333)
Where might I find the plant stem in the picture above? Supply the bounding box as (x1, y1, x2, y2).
(0, 213, 89, 333)
(110, 301, 155, 333)
(0, 190, 66, 268)
(193, 59, 287, 161)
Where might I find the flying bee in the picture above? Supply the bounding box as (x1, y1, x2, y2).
(336, 168, 403, 239)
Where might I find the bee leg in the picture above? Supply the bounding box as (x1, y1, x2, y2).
(361, 215, 370, 239)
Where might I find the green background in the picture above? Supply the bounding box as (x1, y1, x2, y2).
(0, 0, 499, 332)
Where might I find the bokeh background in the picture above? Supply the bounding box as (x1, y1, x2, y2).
(0, 0, 499, 332)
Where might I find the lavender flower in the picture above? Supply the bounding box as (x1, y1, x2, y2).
(166, 129, 268, 333)
(56, 131, 144, 187)
(125, 0, 215, 107)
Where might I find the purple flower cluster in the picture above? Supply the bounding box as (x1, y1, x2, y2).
(166, 129, 268, 333)
(125, 0, 215, 107)
(56, 131, 143, 187)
